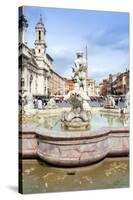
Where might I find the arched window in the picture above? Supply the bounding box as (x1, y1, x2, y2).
(39, 30, 41, 41)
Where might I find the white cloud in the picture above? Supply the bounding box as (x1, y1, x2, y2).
(88, 47, 129, 83)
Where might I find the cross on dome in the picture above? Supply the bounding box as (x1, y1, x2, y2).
(36, 14, 44, 27)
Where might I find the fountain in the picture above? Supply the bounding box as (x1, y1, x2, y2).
(104, 95, 116, 109)
(125, 91, 130, 113)
(62, 51, 91, 130)
(19, 88, 26, 114)
(46, 97, 57, 109)
(120, 91, 130, 114)
(20, 52, 129, 167)
(62, 91, 91, 130)
(23, 93, 36, 115)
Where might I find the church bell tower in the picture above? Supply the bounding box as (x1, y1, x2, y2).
(35, 15, 47, 57)
(19, 6, 28, 45)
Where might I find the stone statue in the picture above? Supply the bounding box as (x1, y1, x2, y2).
(62, 92, 91, 124)
(62, 51, 91, 130)
(46, 98, 57, 109)
(107, 96, 116, 107)
(23, 92, 36, 115)
(104, 95, 116, 109)
(19, 89, 27, 113)
(25, 93, 34, 109)
(72, 51, 87, 92)
(125, 91, 130, 109)
(120, 91, 130, 114)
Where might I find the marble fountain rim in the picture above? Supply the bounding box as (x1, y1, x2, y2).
(22, 106, 129, 115)
(20, 123, 129, 166)
(21, 124, 129, 140)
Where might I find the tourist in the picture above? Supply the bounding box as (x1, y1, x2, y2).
(37, 98, 43, 110)
(33, 97, 38, 109)
(115, 98, 118, 106)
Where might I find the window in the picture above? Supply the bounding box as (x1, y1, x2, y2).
(21, 78, 24, 87)
(38, 49, 40, 53)
(39, 30, 41, 41)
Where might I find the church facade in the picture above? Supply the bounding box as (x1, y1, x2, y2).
(19, 9, 53, 98)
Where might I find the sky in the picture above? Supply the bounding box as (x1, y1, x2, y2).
(21, 6, 129, 84)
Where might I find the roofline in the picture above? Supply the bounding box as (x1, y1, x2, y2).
(46, 53, 54, 61)
(50, 69, 65, 80)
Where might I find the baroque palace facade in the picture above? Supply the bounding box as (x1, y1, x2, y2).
(19, 8, 67, 98)
(99, 70, 129, 96)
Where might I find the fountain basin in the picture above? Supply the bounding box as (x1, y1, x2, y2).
(20, 126, 129, 167)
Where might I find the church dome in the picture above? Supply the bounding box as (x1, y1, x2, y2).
(36, 15, 44, 28)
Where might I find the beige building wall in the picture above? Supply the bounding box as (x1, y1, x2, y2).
(112, 71, 129, 95)
(87, 79, 96, 96)
(95, 86, 100, 96)
(50, 70, 66, 97)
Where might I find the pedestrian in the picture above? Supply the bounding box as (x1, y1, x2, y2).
(33, 97, 37, 109)
(115, 98, 118, 106)
(37, 98, 43, 110)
